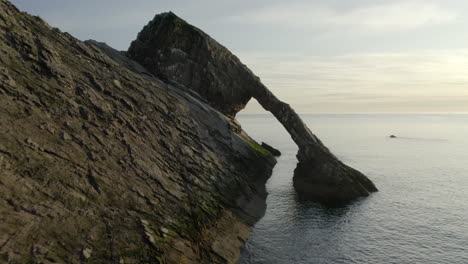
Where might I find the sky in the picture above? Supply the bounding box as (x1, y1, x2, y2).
(10, 0, 468, 114)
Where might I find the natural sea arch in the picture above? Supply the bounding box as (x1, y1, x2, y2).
(126, 11, 377, 203)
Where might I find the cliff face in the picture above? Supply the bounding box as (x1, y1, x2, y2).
(0, 1, 275, 263)
(127, 12, 257, 117)
(128, 13, 377, 203)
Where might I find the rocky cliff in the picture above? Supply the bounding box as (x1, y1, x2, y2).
(0, 1, 276, 263)
(0, 1, 378, 262)
(127, 12, 377, 204)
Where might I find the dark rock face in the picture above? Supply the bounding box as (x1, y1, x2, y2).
(128, 12, 378, 204)
(127, 12, 256, 117)
(0, 1, 275, 263)
(261, 142, 281, 157)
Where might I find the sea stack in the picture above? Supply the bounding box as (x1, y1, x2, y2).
(127, 12, 378, 204)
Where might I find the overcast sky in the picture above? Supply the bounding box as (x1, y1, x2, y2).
(11, 0, 468, 113)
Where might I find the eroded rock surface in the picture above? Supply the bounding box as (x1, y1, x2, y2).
(0, 1, 275, 263)
(127, 12, 378, 204)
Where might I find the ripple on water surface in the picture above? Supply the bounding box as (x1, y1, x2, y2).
(238, 114, 468, 264)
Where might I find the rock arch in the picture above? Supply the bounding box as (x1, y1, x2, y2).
(127, 12, 377, 203)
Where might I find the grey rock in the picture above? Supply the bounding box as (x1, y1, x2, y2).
(0, 67, 16, 87)
(82, 248, 92, 259)
(60, 131, 71, 141)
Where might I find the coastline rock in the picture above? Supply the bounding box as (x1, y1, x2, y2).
(0, 1, 275, 263)
(127, 12, 254, 117)
(127, 12, 378, 204)
(261, 142, 281, 157)
(0, 0, 379, 262)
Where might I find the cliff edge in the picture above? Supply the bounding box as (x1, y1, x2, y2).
(0, 1, 275, 263)
(0, 1, 378, 262)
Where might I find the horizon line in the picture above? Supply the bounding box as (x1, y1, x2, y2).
(238, 112, 468, 115)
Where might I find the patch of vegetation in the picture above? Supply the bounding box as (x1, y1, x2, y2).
(246, 138, 270, 157)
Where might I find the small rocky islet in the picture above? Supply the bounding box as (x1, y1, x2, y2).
(0, 1, 376, 263)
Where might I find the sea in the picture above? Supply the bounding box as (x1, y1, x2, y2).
(237, 114, 468, 264)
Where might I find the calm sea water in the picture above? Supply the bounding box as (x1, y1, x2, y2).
(237, 114, 468, 264)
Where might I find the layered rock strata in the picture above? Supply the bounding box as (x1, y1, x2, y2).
(0, 1, 275, 263)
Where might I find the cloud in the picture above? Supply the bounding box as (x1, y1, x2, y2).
(238, 50, 468, 113)
(227, 1, 458, 31)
